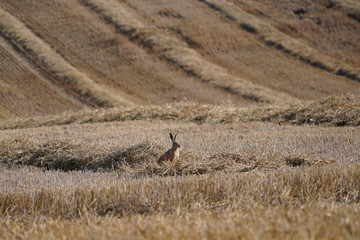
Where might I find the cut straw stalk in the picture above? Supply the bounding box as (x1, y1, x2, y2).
(199, 0, 360, 81)
(0, 94, 358, 130)
(333, 0, 360, 10)
(0, 163, 359, 219)
(81, 0, 296, 103)
(0, 8, 132, 107)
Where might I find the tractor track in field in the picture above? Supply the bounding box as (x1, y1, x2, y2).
(199, 0, 360, 81)
(0, 6, 136, 109)
(0, 2, 141, 107)
(1, 0, 246, 109)
(81, 0, 299, 103)
(0, 35, 86, 118)
(89, 0, 358, 101)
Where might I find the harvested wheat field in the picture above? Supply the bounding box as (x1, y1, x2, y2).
(1, 0, 360, 239)
(0, 95, 359, 239)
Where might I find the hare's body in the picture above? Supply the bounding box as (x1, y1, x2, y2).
(157, 146, 180, 163)
(157, 133, 181, 164)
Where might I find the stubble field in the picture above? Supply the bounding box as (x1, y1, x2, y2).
(1, 96, 359, 239)
(1, 0, 360, 238)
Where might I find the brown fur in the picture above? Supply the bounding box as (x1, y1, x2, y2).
(157, 133, 181, 164)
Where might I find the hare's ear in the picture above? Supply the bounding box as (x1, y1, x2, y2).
(174, 133, 178, 141)
(170, 133, 174, 141)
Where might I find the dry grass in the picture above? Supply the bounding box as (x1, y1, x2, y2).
(0, 164, 359, 239)
(1, 94, 358, 130)
(200, 0, 360, 81)
(0, 37, 86, 118)
(0, 137, 335, 173)
(1, 113, 359, 238)
(1, 163, 359, 217)
(1, 1, 359, 238)
(1, 204, 359, 240)
(335, 0, 360, 11)
(0, 7, 131, 107)
(80, 0, 295, 103)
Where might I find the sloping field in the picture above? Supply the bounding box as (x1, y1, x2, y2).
(1, 1, 360, 238)
(227, 0, 360, 68)
(0, 8, 131, 109)
(111, 0, 359, 98)
(1, 0, 360, 119)
(0, 0, 249, 119)
(0, 37, 86, 118)
(82, 0, 297, 103)
(201, 0, 360, 80)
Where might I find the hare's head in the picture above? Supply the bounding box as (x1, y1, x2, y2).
(170, 133, 181, 149)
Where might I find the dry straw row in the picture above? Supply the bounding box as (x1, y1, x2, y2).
(81, 0, 295, 103)
(200, 0, 360, 81)
(1, 204, 358, 239)
(1, 94, 359, 129)
(332, 0, 360, 11)
(0, 7, 132, 107)
(1, 161, 359, 220)
(0, 137, 336, 173)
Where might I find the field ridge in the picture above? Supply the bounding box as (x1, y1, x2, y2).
(199, 0, 360, 81)
(0, 1, 359, 238)
(0, 7, 132, 107)
(1, 94, 358, 130)
(334, 0, 360, 11)
(81, 0, 296, 103)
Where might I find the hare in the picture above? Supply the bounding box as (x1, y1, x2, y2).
(157, 133, 181, 164)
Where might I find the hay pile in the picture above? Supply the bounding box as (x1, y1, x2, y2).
(258, 94, 360, 126)
(0, 138, 334, 174)
(1, 94, 359, 129)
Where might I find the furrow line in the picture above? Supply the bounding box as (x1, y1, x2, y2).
(81, 0, 297, 103)
(199, 0, 360, 82)
(0, 7, 133, 108)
